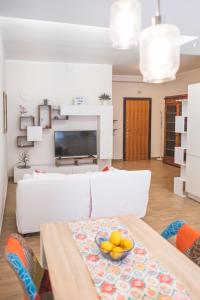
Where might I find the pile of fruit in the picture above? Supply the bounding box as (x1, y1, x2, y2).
(100, 230, 133, 260)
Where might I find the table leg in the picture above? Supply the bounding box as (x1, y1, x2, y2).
(40, 237, 48, 269)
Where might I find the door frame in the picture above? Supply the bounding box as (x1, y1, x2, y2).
(123, 97, 152, 161)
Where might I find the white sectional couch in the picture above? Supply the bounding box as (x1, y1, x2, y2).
(16, 170, 151, 234)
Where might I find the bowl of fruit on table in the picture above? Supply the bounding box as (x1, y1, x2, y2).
(95, 230, 134, 261)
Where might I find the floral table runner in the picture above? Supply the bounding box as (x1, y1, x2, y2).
(69, 218, 192, 300)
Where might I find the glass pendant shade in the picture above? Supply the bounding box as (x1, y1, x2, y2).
(140, 24, 180, 83)
(110, 0, 141, 49)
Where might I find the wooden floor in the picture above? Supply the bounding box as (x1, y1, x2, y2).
(1, 160, 200, 299)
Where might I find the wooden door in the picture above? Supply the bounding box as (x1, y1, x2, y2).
(124, 98, 151, 161)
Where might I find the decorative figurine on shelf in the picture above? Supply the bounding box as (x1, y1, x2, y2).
(19, 105, 28, 115)
(17, 151, 30, 169)
(73, 96, 86, 105)
(43, 99, 49, 105)
(98, 93, 111, 105)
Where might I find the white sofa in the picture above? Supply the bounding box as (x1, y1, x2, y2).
(16, 170, 151, 234)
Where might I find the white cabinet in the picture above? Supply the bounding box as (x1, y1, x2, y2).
(186, 155, 200, 202)
(186, 83, 200, 201)
(187, 85, 200, 156)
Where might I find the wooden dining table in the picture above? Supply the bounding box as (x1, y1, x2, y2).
(40, 215, 200, 300)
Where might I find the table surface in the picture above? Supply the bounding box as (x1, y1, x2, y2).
(40, 215, 200, 300)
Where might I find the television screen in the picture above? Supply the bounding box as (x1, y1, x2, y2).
(54, 131, 97, 158)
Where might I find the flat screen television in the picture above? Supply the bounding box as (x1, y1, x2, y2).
(54, 130, 97, 158)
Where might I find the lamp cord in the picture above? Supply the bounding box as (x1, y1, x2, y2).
(156, 0, 161, 17)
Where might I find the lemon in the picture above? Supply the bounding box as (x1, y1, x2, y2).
(110, 246, 124, 260)
(109, 231, 121, 246)
(120, 238, 133, 250)
(100, 241, 114, 253)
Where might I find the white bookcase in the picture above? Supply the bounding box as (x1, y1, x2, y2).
(174, 100, 188, 197)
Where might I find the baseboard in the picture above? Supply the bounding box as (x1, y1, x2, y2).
(187, 193, 200, 203)
(0, 175, 8, 234)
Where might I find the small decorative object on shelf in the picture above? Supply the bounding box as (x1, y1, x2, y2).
(43, 99, 49, 105)
(98, 93, 111, 105)
(20, 116, 35, 131)
(17, 136, 34, 148)
(19, 105, 28, 115)
(73, 96, 86, 105)
(17, 150, 31, 169)
(51, 106, 69, 120)
(38, 104, 52, 129)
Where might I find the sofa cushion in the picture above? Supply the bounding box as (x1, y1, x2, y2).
(90, 170, 151, 219)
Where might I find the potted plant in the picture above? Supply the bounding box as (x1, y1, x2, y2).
(98, 93, 111, 105)
(17, 151, 31, 169)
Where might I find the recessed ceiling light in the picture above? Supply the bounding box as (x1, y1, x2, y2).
(193, 43, 197, 47)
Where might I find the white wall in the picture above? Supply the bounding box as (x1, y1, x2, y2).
(113, 68, 200, 160)
(6, 61, 112, 175)
(0, 34, 8, 231)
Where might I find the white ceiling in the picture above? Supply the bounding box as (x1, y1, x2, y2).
(0, 0, 200, 75)
(0, 17, 139, 65)
(113, 55, 200, 75)
(0, 0, 199, 35)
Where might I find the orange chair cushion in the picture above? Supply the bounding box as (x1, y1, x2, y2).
(176, 224, 200, 253)
(6, 236, 27, 267)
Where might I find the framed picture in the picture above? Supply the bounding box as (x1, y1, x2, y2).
(3, 92, 7, 133)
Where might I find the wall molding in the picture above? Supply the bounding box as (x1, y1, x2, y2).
(112, 75, 143, 83)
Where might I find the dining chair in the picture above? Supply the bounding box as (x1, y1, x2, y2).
(5, 233, 52, 300)
(161, 220, 200, 266)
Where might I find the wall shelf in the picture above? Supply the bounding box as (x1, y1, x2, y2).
(17, 136, 34, 148)
(51, 107, 69, 121)
(19, 116, 35, 131)
(174, 177, 186, 197)
(38, 105, 52, 129)
(175, 116, 187, 133)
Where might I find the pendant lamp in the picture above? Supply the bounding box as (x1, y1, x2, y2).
(110, 0, 141, 49)
(139, 0, 180, 83)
